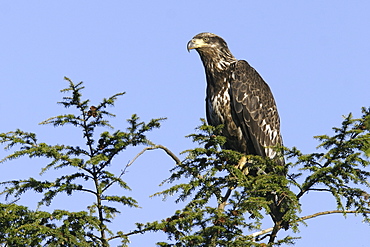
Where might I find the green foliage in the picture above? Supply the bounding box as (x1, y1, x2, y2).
(144, 109, 370, 246)
(143, 120, 299, 246)
(1, 78, 369, 246)
(0, 203, 101, 246)
(0, 77, 165, 246)
(286, 107, 370, 214)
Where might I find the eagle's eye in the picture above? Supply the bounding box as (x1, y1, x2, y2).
(203, 37, 209, 43)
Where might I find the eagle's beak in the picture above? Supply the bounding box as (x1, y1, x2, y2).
(187, 39, 196, 52)
(187, 38, 205, 52)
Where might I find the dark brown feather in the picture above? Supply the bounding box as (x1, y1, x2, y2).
(230, 60, 283, 163)
(189, 32, 284, 165)
(189, 32, 288, 230)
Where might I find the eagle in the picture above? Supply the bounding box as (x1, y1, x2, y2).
(187, 32, 284, 167)
(187, 33, 289, 233)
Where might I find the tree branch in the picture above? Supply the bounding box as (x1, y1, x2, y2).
(299, 210, 370, 221)
(218, 187, 234, 211)
(107, 228, 147, 241)
(248, 210, 370, 239)
(100, 145, 181, 194)
(248, 227, 274, 239)
(307, 188, 332, 192)
(126, 144, 181, 168)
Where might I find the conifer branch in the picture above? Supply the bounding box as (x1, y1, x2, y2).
(218, 187, 233, 211)
(299, 210, 370, 221)
(249, 209, 370, 239)
(126, 144, 181, 168)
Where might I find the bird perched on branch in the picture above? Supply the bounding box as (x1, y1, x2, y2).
(188, 32, 289, 233)
(187, 32, 284, 168)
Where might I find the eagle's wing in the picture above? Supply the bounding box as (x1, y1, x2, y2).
(229, 60, 283, 161)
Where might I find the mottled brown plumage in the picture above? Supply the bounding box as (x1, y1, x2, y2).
(187, 32, 284, 165)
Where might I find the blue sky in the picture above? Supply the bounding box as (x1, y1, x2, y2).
(1, 1, 369, 246)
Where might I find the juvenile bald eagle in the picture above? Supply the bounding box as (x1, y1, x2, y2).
(187, 32, 284, 166)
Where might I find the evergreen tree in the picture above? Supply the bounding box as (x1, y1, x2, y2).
(142, 109, 370, 246)
(0, 78, 166, 246)
(1, 78, 369, 246)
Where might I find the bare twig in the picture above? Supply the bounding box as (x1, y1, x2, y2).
(101, 144, 181, 194)
(307, 188, 332, 193)
(299, 210, 370, 221)
(248, 210, 370, 239)
(248, 227, 274, 239)
(126, 144, 181, 168)
(107, 229, 144, 241)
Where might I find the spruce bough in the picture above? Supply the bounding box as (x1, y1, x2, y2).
(1, 78, 369, 246)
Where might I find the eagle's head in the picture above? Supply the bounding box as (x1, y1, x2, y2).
(187, 32, 236, 69)
(187, 32, 229, 52)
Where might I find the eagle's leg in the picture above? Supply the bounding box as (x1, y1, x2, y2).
(237, 155, 290, 233)
(236, 155, 249, 175)
(236, 155, 266, 176)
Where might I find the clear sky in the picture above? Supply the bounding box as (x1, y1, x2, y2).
(1, 1, 369, 246)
